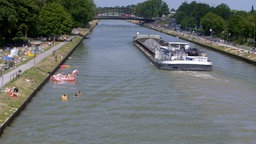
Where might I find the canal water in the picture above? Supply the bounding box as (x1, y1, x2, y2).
(1, 20, 256, 144)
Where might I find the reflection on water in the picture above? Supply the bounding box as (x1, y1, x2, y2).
(1, 20, 256, 144)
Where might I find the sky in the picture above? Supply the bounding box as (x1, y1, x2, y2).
(94, 0, 256, 11)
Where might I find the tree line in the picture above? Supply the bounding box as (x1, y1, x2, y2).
(175, 1, 256, 45)
(98, 0, 169, 18)
(135, 0, 169, 18)
(0, 0, 96, 46)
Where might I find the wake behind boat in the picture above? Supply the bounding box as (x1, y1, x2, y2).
(133, 34, 212, 71)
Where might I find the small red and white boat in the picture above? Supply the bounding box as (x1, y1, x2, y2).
(50, 70, 79, 82)
(50, 74, 76, 82)
(60, 65, 70, 68)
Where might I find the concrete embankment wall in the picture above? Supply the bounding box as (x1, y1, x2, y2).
(0, 21, 98, 136)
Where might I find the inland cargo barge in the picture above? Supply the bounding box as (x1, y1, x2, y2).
(133, 34, 212, 71)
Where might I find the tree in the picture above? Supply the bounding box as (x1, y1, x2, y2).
(176, 1, 191, 16)
(249, 13, 256, 45)
(190, 2, 211, 25)
(176, 1, 211, 30)
(200, 12, 225, 36)
(0, 0, 17, 44)
(135, 0, 169, 18)
(213, 3, 231, 20)
(136, 1, 153, 17)
(0, 0, 39, 44)
(228, 11, 256, 43)
(35, 0, 46, 8)
(159, 1, 169, 17)
(11, 0, 39, 41)
(175, 11, 195, 30)
(174, 1, 255, 46)
(38, 2, 73, 36)
(175, 11, 186, 26)
(0, 0, 96, 46)
(59, 0, 96, 27)
(150, 0, 169, 17)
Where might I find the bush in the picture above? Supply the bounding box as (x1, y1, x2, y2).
(11, 37, 28, 47)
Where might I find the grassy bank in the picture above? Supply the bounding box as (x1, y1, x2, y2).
(0, 20, 98, 129)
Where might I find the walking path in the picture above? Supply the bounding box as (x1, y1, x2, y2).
(0, 36, 74, 87)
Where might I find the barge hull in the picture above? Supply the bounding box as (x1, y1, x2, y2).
(157, 62, 212, 71)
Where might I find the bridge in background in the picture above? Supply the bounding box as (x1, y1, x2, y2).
(94, 7, 155, 22)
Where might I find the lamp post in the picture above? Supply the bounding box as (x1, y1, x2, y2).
(0, 70, 3, 88)
(34, 45, 39, 67)
(253, 23, 255, 47)
(194, 18, 198, 36)
(210, 28, 212, 38)
(226, 21, 229, 42)
(228, 33, 231, 43)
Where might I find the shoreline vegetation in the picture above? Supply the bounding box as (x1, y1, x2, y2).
(0, 20, 98, 136)
(129, 20, 256, 65)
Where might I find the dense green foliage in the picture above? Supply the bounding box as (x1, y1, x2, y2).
(175, 1, 256, 45)
(96, 0, 169, 21)
(59, 0, 96, 27)
(105, 0, 169, 18)
(0, 0, 17, 45)
(0, 0, 96, 46)
(38, 2, 73, 36)
(200, 12, 225, 36)
(135, 0, 169, 17)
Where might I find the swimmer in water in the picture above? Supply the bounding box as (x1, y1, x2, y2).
(61, 94, 68, 101)
(75, 91, 81, 97)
